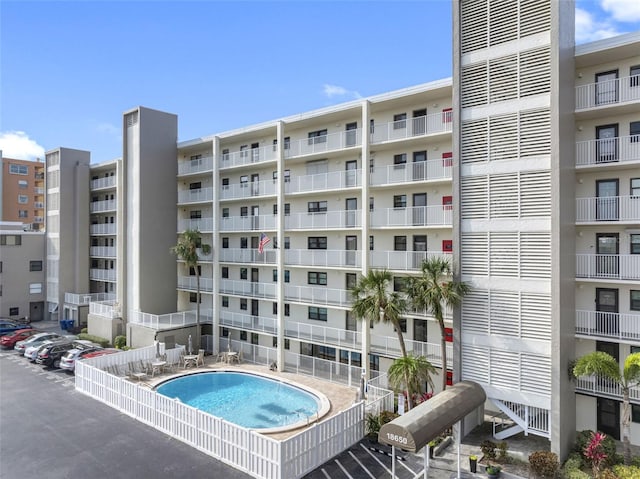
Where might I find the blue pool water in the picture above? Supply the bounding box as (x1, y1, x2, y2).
(156, 372, 320, 429)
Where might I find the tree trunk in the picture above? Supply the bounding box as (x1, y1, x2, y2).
(438, 317, 448, 391)
(623, 388, 631, 465)
(395, 323, 408, 359)
(195, 270, 201, 354)
(405, 371, 413, 410)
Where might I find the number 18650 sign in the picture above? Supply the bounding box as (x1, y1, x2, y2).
(385, 432, 408, 445)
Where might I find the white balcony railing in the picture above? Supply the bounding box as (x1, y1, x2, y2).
(575, 376, 640, 402)
(286, 210, 361, 230)
(370, 113, 452, 144)
(370, 160, 452, 186)
(576, 135, 640, 167)
(89, 269, 117, 281)
(284, 249, 361, 268)
(576, 254, 640, 280)
(65, 292, 115, 305)
(89, 300, 120, 319)
(178, 187, 214, 204)
(177, 275, 214, 292)
(285, 129, 362, 158)
(369, 250, 452, 271)
(576, 310, 640, 343)
(575, 74, 640, 110)
(219, 248, 277, 264)
(129, 309, 214, 329)
(284, 284, 351, 307)
(91, 176, 117, 190)
(33, 216, 44, 223)
(90, 199, 117, 213)
(219, 146, 277, 169)
(370, 334, 452, 368)
(370, 206, 452, 227)
(178, 156, 214, 176)
(90, 246, 116, 258)
(219, 311, 278, 335)
(90, 223, 117, 235)
(219, 179, 277, 200)
(219, 215, 277, 232)
(218, 279, 277, 299)
(286, 169, 362, 194)
(178, 217, 214, 232)
(576, 195, 640, 222)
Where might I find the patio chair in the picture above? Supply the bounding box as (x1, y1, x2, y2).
(197, 349, 205, 367)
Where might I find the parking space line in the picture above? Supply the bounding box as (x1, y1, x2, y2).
(348, 450, 377, 479)
(320, 468, 331, 479)
(360, 443, 392, 476)
(335, 459, 354, 479)
(396, 455, 418, 476)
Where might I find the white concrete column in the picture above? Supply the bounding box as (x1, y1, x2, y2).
(360, 100, 371, 380)
(211, 137, 220, 354)
(276, 121, 285, 372)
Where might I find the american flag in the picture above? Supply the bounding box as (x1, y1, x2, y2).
(258, 233, 271, 254)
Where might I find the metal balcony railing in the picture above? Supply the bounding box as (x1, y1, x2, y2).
(370, 160, 452, 186)
(65, 292, 115, 305)
(218, 279, 277, 299)
(90, 246, 116, 258)
(177, 187, 214, 204)
(89, 269, 117, 281)
(90, 223, 117, 235)
(178, 156, 214, 176)
(286, 210, 361, 230)
(575, 376, 640, 402)
(576, 254, 640, 280)
(575, 74, 640, 110)
(178, 217, 214, 232)
(219, 248, 277, 264)
(369, 250, 452, 271)
(370, 112, 452, 143)
(219, 146, 277, 169)
(576, 135, 640, 167)
(286, 169, 362, 194)
(91, 176, 117, 190)
(90, 199, 117, 213)
(284, 249, 361, 268)
(576, 310, 640, 343)
(370, 206, 452, 227)
(285, 129, 362, 158)
(576, 195, 640, 222)
(177, 275, 214, 292)
(219, 179, 277, 200)
(219, 214, 277, 232)
(284, 284, 351, 307)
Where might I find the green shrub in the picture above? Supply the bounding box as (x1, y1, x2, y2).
(379, 410, 399, 425)
(114, 335, 127, 349)
(481, 440, 498, 461)
(612, 464, 640, 479)
(573, 430, 618, 467)
(77, 333, 110, 348)
(365, 413, 381, 437)
(561, 452, 589, 479)
(497, 441, 508, 461)
(529, 451, 560, 478)
(632, 456, 640, 468)
(599, 469, 617, 479)
(81, 328, 88, 334)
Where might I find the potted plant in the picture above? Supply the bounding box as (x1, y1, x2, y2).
(486, 464, 501, 479)
(365, 413, 381, 443)
(469, 454, 478, 473)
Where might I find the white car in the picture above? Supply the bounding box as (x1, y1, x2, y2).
(59, 344, 103, 372)
(14, 332, 60, 355)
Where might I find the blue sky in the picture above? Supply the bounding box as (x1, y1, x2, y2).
(1, 0, 639, 164)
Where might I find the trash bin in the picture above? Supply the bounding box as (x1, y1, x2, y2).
(59, 320, 67, 330)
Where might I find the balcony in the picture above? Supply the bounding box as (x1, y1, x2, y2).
(576, 195, 640, 223)
(576, 135, 640, 168)
(219, 179, 276, 201)
(575, 74, 640, 111)
(90, 246, 116, 258)
(128, 309, 213, 329)
(89, 269, 117, 281)
(286, 210, 361, 230)
(219, 146, 277, 169)
(575, 376, 640, 402)
(576, 254, 640, 280)
(178, 217, 214, 233)
(284, 249, 361, 268)
(33, 216, 44, 223)
(370, 334, 452, 368)
(219, 214, 277, 232)
(370, 160, 452, 186)
(89, 300, 121, 319)
(220, 311, 278, 335)
(370, 113, 452, 144)
(284, 284, 351, 307)
(219, 248, 277, 264)
(369, 250, 452, 271)
(219, 279, 277, 299)
(34, 187, 45, 195)
(65, 292, 115, 305)
(576, 310, 640, 343)
(177, 275, 214, 292)
(178, 156, 214, 176)
(91, 176, 117, 190)
(35, 172, 45, 180)
(178, 187, 214, 205)
(285, 129, 362, 159)
(34, 202, 44, 209)
(90, 199, 117, 213)
(370, 206, 452, 228)
(287, 169, 361, 194)
(90, 223, 117, 235)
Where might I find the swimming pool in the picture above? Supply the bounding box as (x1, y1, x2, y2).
(156, 371, 330, 432)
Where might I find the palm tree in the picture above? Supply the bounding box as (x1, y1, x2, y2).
(171, 229, 211, 353)
(406, 257, 469, 391)
(388, 355, 436, 410)
(573, 351, 640, 465)
(351, 269, 409, 358)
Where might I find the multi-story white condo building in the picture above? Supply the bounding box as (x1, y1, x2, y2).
(45, 0, 639, 459)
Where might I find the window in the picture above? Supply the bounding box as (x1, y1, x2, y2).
(222, 237, 229, 248)
(414, 319, 428, 342)
(284, 270, 290, 283)
(442, 107, 453, 123)
(29, 260, 43, 271)
(308, 306, 328, 321)
(9, 307, 19, 316)
(394, 318, 407, 333)
(632, 404, 640, 423)
(0, 235, 22, 246)
(273, 269, 278, 282)
(630, 65, 640, 87)
(240, 237, 248, 249)
(240, 268, 248, 280)
(240, 176, 248, 186)
(284, 304, 290, 316)
(18, 210, 28, 218)
(221, 267, 229, 279)
(369, 235, 374, 251)
(29, 283, 42, 294)
(631, 290, 640, 311)
(189, 292, 201, 303)
(630, 121, 640, 143)
(393, 153, 407, 166)
(18, 195, 28, 204)
(251, 333, 259, 345)
(240, 206, 248, 217)
(9, 164, 28, 175)
(308, 237, 327, 249)
(284, 237, 290, 249)
(240, 331, 247, 341)
(222, 296, 229, 307)
(222, 178, 229, 189)
(284, 169, 290, 183)
(393, 195, 407, 208)
(631, 234, 640, 255)
(188, 265, 201, 276)
(369, 197, 374, 212)
(393, 113, 407, 129)
(189, 181, 201, 190)
(308, 129, 328, 144)
(393, 276, 406, 292)
(346, 311, 357, 331)
(18, 180, 28, 188)
(240, 145, 248, 158)
(190, 210, 201, 219)
(222, 208, 229, 218)
(240, 298, 247, 310)
(631, 178, 640, 197)
(272, 302, 278, 314)
(222, 149, 230, 161)
(272, 203, 290, 215)
(284, 137, 290, 150)
(308, 201, 328, 213)
(308, 272, 327, 285)
(394, 236, 407, 251)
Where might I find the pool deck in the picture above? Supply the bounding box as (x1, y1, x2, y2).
(139, 356, 359, 440)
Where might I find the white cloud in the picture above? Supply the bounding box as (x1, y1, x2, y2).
(601, 0, 640, 22)
(0, 131, 45, 161)
(323, 84, 362, 100)
(575, 7, 621, 43)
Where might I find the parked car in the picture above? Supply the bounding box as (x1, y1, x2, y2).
(0, 320, 25, 335)
(80, 348, 120, 360)
(36, 342, 77, 368)
(25, 339, 68, 361)
(14, 332, 61, 354)
(59, 346, 105, 372)
(0, 328, 38, 349)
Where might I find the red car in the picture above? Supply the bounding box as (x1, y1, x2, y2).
(80, 348, 120, 359)
(0, 328, 38, 349)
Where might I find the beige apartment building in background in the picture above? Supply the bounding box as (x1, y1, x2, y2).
(36, 0, 640, 460)
(0, 156, 45, 231)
